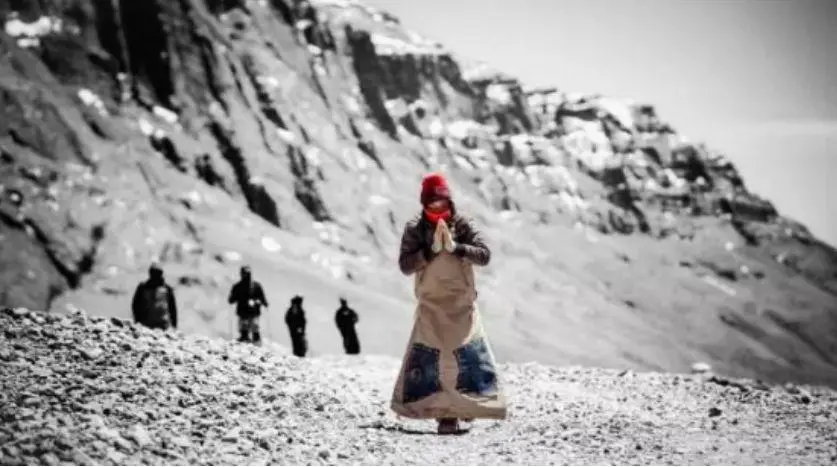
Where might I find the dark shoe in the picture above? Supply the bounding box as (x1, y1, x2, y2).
(437, 418, 465, 435)
(238, 332, 250, 343)
(252, 332, 261, 344)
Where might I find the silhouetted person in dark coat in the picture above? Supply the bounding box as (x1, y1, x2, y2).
(228, 266, 269, 344)
(335, 297, 360, 355)
(285, 295, 308, 357)
(132, 263, 177, 330)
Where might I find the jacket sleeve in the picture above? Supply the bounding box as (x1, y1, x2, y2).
(167, 285, 178, 329)
(453, 217, 491, 266)
(256, 283, 268, 307)
(227, 284, 237, 304)
(398, 221, 428, 275)
(131, 283, 143, 323)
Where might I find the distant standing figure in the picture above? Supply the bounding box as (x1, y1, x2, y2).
(228, 266, 269, 344)
(285, 296, 308, 357)
(131, 263, 178, 330)
(335, 297, 360, 355)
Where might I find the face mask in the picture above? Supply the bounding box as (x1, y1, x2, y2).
(424, 207, 452, 225)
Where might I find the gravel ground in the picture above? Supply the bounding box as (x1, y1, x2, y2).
(2, 307, 836, 465)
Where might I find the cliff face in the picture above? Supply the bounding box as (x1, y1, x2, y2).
(1, 0, 836, 387)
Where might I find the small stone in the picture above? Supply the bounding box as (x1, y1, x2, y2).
(85, 414, 106, 426)
(71, 450, 94, 465)
(11, 307, 30, 318)
(318, 449, 330, 459)
(3, 445, 20, 458)
(53, 434, 74, 450)
(80, 346, 104, 360)
(114, 437, 134, 453)
(560, 429, 581, 440)
(167, 435, 191, 449)
(98, 425, 130, 449)
(44, 313, 62, 324)
(32, 367, 53, 378)
(40, 452, 61, 465)
(125, 424, 153, 447)
(106, 448, 126, 464)
(19, 443, 37, 454)
(708, 407, 722, 417)
(21, 396, 40, 407)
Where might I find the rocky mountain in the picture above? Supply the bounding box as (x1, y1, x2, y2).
(1, 0, 836, 388)
(2, 307, 836, 465)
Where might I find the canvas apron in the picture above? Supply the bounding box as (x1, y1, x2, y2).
(390, 251, 507, 420)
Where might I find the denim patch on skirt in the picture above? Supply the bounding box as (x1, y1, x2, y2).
(454, 336, 498, 395)
(402, 343, 442, 404)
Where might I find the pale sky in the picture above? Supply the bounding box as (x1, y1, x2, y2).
(365, 0, 837, 247)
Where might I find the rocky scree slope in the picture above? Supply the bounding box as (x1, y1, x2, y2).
(1, 0, 837, 387)
(2, 307, 837, 465)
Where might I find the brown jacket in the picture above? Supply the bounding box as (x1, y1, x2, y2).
(398, 213, 491, 275)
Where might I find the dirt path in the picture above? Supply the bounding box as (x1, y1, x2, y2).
(1, 308, 836, 465)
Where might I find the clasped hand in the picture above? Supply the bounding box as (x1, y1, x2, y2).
(431, 220, 455, 254)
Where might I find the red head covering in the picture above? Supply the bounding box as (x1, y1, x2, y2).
(420, 172, 452, 224)
(420, 172, 451, 206)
